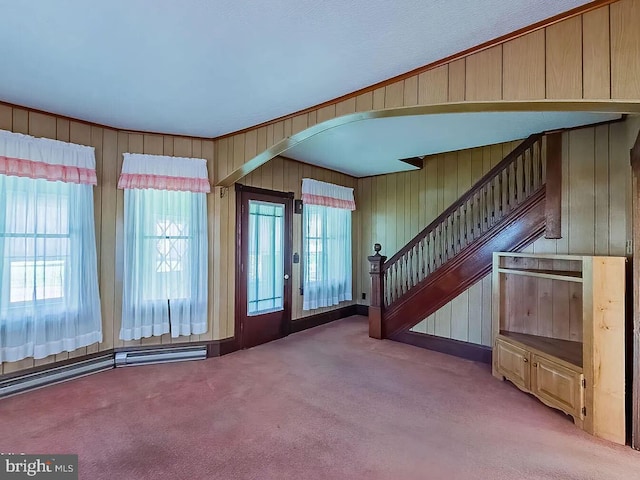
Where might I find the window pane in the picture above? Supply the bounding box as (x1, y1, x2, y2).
(247, 200, 284, 315)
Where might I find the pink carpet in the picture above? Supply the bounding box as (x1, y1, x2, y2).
(2, 315, 640, 479)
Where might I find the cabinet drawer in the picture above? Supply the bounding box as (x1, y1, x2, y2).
(531, 355, 583, 418)
(495, 338, 530, 390)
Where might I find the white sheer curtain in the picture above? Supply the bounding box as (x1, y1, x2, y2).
(0, 130, 102, 362)
(118, 154, 209, 340)
(302, 179, 354, 311)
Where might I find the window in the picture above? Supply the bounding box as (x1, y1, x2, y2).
(0, 130, 102, 363)
(118, 154, 210, 340)
(247, 200, 284, 315)
(301, 179, 354, 311)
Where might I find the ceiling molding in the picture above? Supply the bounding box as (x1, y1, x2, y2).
(215, 100, 640, 187)
(214, 0, 617, 141)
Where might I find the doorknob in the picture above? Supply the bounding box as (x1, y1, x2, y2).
(284, 274, 290, 280)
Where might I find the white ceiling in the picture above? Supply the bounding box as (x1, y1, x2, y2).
(283, 112, 623, 177)
(0, 0, 592, 137)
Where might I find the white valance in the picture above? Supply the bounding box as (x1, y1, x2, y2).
(302, 178, 356, 210)
(0, 129, 96, 185)
(118, 153, 211, 193)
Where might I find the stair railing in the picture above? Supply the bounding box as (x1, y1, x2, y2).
(375, 133, 546, 312)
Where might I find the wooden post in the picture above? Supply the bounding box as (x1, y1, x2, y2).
(545, 132, 562, 239)
(631, 129, 640, 450)
(368, 243, 387, 339)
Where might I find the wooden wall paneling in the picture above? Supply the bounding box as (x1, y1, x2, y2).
(568, 128, 596, 255)
(464, 46, 502, 101)
(481, 273, 493, 346)
(387, 174, 398, 256)
(283, 118, 292, 138)
(244, 129, 257, 167)
(272, 156, 284, 193)
(201, 140, 215, 341)
(583, 6, 611, 99)
(335, 97, 356, 117)
(403, 76, 418, 106)
(435, 302, 452, 338)
(450, 289, 470, 342)
(0, 104, 12, 130)
(56, 118, 70, 142)
(384, 81, 404, 108)
(233, 133, 245, 171)
(418, 65, 449, 104)
(355, 92, 373, 113)
(212, 184, 225, 340)
(100, 128, 118, 350)
(609, 121, 630, 256)
(316, 105, 336, 124)
(412, 319, 427, 334)
(29, 112, 56, 139)
(467, 279, 483, 344)
(291, 114, 308, 136)
(288, 160, 302, 317)
(375, 175, 387, 257)
(594, 125, 610, 254)
(255, 126, 268, 161)
(216, 137, 229, 182)
(502, 30, 546, 100)
(358, 177, 370, 302)
(113, 132, 129, 348)
(610, 0, 640, 99)
(448, 59, 466, 102)
(12, 108, 28, 134)
(372, 87, 385, 110)
(87, 125, 104, 355)
(545, 16, 583, 99)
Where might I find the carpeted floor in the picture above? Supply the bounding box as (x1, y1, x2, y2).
(2, 315, 640, 479)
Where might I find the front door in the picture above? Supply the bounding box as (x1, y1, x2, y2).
(236, 185, 293, 349)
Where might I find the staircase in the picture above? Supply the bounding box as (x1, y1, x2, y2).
(368, 133, 552, 340)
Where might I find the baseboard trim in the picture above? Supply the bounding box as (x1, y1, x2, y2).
(391, 330, 492, 364)
(356, 304, 369, 316)
(290, 304, 360, 334)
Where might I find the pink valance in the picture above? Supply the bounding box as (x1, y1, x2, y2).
(300, 193, 356, 210)
(0, 129, 97, 185)
(117, 173, 211, 193)
(301, 178, 356, 211)
(118, 153, 211, 193)
(0, 156, 97, 185)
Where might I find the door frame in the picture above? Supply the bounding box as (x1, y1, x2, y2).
(234, 184, 294, 349)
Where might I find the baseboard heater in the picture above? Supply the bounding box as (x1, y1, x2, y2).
(115, 345, 207, 367)
(0, 355, 114, 398)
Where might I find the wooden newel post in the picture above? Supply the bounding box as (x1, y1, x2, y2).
(368, 243, 387, 339)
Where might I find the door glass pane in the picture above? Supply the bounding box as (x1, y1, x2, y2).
(247, 200, 284, 315)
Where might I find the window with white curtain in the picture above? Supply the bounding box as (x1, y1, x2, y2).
(118, 154, 210, 340)
(301, 178, 355, 311)
(0, 130, 102, 363)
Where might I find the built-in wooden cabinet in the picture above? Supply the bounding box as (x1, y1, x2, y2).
(492, 252, 626, 444)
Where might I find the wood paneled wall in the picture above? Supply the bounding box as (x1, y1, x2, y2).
(405, 118, 636, 346)
(0, 104, 216, 374)
(0, 103, 358, 374)
(217, 0, 640, 183)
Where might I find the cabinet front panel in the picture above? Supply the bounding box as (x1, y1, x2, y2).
(531, 354, 583, 418)
(495, 338, 530, 390)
